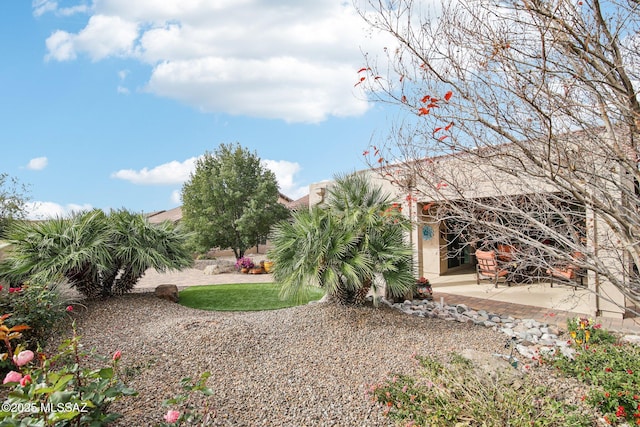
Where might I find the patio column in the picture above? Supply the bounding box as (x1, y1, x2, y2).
(588, 208, 626, 319)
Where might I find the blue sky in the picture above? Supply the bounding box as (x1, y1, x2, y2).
(0, 1, 394, 219)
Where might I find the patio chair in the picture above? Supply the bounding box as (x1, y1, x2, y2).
(547, 252, 585, 289)
(475, 249, 512, 288)
(496, 244, 515, 262)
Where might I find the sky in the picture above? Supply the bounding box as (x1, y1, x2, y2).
(0, 0, 396, 219)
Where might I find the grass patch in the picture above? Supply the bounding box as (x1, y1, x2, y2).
(179, 283, 325, 311)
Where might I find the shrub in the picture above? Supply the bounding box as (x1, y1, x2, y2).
(545, 319, 640, 425)
(368, 353, 595, 426)
(0, 281, 77, 348)
(566, 317, 617, 347)
(0, 322, 137, 426)
(157, 372, 215, 426)
(0, 209, 193, 299)
(235, 257, 254, 270)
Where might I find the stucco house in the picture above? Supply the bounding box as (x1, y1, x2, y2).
(309, 141, 636, 320)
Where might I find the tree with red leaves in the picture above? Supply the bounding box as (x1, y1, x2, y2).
(356, 0, 640, 315)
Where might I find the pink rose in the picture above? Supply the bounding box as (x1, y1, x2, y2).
(112, 350, 122, 361)
(3, 371, 22, 384)
(66, 305, 73, 312)
(20, 374, 31, 387)
(13, 350, 34, 367)
(164, 410, 180, 423)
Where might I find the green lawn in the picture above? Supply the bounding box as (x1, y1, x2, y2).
(179, 283, 325, 311)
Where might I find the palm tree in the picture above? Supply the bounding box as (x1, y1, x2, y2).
(269, 173, 415, 305)
(0, 209, 192, 298)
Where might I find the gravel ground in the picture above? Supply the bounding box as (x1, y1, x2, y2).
(56, 293, 596, 427)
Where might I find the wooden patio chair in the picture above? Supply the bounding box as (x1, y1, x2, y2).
(547, 252, 585, 289)
(475, 249, 512, 288)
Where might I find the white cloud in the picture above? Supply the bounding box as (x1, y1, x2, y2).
(41, 1, 388, 122)
(262, 159, 307, 199)
(117, 85, 130, 94)
(45, 30, 77, 61)
(46, 15, 138, 62)
(25, 201, 93, 220)
(111, 157, 199, 185)
(33, 1, 89, 17)
(57, 4, 89, 16)
(111, 156, 307, 198)
(33, 0, 57, 17)
(26, 157, 48, 171)
(170, 189, 181, 204)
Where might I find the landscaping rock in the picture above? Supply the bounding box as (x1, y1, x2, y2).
(154, 284, 179, 303)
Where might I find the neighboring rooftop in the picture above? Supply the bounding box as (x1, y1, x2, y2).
(146, 192, 307, 224)
(287, 194, 309, 210)
(146, 206, 183, 224)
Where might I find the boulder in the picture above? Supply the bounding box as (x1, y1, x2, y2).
(155, 284, 179, 303)
(203, 265, 222, 275)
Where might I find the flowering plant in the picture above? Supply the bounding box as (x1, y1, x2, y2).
(0, 318, 137, 425)
(567, 316, 604, 349)
(235, 257, 254, 270)
(415, 277, 433, 300)
(157, 371, 215, 426)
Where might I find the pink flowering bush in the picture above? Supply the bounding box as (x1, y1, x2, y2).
(2, 370, 22, 384)
(13, 349, 34, 367)
(235, 257, 254, 270)
(0, 321, 137, 425)
(164, 409, 181, 423)
(157, 372, 215, 426)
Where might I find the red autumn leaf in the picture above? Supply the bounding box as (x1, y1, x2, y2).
(418, 107, 430, 116)
(363, 150, 370, 156)
(444, 121, 454, 131)
(444, 91, 453, 101)
(427, 103, 438, 109)
(430, 98, 439, 103)
(399, 75, 404, 82)
(354, 76, 366, 87)
(433, 127, 443, 134)
(401, 95, 407, 103)
(422, 202, 434, 211)
(420, 95, 430, 103)
(374, 76, 382, 80)
(378, 157, 384, 163)
(438, 135, 449, 141)
(436, 182, 448, 190)
(357, 67, 370, 73)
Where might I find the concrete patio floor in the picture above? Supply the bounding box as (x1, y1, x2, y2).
(428, 270, 639, 333)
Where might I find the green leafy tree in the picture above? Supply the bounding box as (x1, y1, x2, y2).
(0, 173, 29, 238)
(181, 143, 290, 259)
(269, 173, 415, 305)
(0, 209, 192, 298)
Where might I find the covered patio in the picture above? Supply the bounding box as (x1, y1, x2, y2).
(426, 268, 640, 332)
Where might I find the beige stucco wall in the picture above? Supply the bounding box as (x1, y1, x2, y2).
(308, 145, 631, 319)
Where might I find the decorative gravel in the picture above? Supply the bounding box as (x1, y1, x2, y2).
(56, 294, 594, 426)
